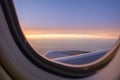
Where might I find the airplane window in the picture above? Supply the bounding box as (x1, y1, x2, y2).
(1, 0, 120, 78)
(13, 0, 119, 66)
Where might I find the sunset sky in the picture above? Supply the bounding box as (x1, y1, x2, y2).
(13, 0, 120, 39)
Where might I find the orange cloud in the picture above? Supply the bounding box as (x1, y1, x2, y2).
(20, 26, 119, 39)
(25, 34, 118, 39)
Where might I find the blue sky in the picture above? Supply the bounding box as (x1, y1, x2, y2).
(13, 0, 120, 36)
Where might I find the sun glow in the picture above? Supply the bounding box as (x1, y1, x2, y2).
(25, 34, 117, 39)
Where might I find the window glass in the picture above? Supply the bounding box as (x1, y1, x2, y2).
(13, 0, 119, 65)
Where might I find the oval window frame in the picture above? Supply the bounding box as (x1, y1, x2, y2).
(1, 0, 120, 78)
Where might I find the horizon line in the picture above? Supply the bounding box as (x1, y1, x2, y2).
(25, 34, 119, 39)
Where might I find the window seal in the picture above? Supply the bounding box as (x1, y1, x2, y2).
(0, 0, 120, 78)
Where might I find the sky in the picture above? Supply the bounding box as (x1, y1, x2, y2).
(13, 0, 120, 38)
